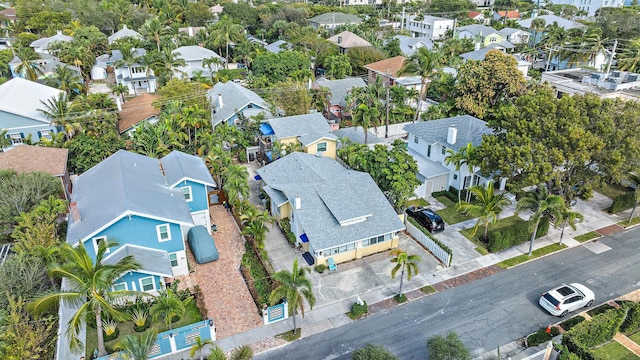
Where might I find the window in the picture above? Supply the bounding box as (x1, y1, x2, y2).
(362, 235, 387, 247)
(453, 174, 458, 180)
(156, 224, 171, 242)
(169, 253, 178, 267)
(414, 135, 419, 144)
(441, 146, 446, 155)
(317, 142, 327, 152)
(39, 130, 52, 141)
(181, 186, 192, 202)
(140, 277, 155, 292)
(93, 236, 110, 254)
(427, 144, 431, 157)
(113, 283, 127, 292)
(9, 133, 22, 145)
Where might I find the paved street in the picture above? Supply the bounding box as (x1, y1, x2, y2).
(254, 227, 640, 359)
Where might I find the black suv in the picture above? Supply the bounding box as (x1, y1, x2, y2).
(406, 206, 445, 233)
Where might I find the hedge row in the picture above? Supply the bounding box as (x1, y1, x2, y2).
(407, 217, 453, 262)
(611, 192, 636, 213)
(621, 302, 640, 333)
(432, 189, 459, 203)
(487, 217, 550, 252)
(563, 308, 625, 359)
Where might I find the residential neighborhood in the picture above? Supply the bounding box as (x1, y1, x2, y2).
(1, 0, 640, 359)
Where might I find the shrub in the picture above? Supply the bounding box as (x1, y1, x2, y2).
(280, 218, 296, 245)
(620, 302, 640, 333)
(556, 344, 582, 360)
(563, 308, 625, 349)
(560, 316, 585, 331)
(527, 329, 552, 347)
(488, 230, 511, 252)
(394, 294, 407, 303)
(427, 332, 471, 360)
(351, 344, 398, 360)
(130, 308, 150, 332)
(611, 192, 636, 213)
(102, 322, 120, 342)
(551, 326, 561, 336)
(350, 301, 368, 318)
(406, 217, 453, 261)
(487, 219, 547, 252)
(229, 345, 253, 360)
(588, 303, 615, 317)
(536, 216, 550, 238)
(314, 264, 327, 273)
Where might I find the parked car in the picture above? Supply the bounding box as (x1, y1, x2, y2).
(539, 283, 595, 317)
(406, 206, 445, 233)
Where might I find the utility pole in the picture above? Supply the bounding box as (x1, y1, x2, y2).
(605, 39, 618, 78)
(385, 76, 390, 138)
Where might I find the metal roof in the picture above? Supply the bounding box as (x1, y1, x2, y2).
(0, 77, 64, 124)
(314, 77, 366, 107)
(103, 244, 173, 277)
(161, 150, 216, 188)
(393, 35, 434, 57)
(173, 46, 223, 62)
(256, 152, 404, 250)
(266, 113, 333, 140)
(108, 25, 143, 44)
(308, 12, 362, 25)
(209, 81, 270, 126)
(404, 115, 492, 151)
(66, 150, 196, 245)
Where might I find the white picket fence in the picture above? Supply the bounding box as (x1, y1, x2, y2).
(406, 221, 452, 267)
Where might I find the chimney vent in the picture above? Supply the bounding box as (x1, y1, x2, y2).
(70, 201, 81, 222)
(337, 36, 342, 44)
(217, 94, 223, 109)
(447, 126, 457, 145)
(294, 195, 301, 210)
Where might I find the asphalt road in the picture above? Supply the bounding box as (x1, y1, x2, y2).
(255, 227, 640, 360)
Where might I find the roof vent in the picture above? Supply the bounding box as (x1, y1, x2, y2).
(337, 36, 342, 44)
(294, 195, 301, 209)
(70, 201, 81, 222)
(447, 126, 457, 145)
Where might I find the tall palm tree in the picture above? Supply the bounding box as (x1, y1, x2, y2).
(137, 52, 158, 92)
(111, 83, 129, 104)
(617, 40, 640, 73)
(530, 18, 546, 47)
(114, 44, 141, 96)
(203, 56, 223, 79)
(150, 287, 191, 330)
(351, 103, 380, 144)
(458, 180, 511, 241)
(556, 206, 583, 245)
(444, 147, 466, 204)
(389, 249, 421, 297)
(38, 92, 76, 138)
(210, 16, 244, 69)
(29, 241, 141, 357)
(154, 48, 186, 81)
(45, 64, 83, 95)
(515, 186, 565, 256)
(140, 17, 167, 52)
(14, 47, 44, 80)
(115, 328, 158, 360)
(397, 47, 443, 120)
(189, 336, 214, 360)
(221, 164, 250, 207)
(269, 258, 315, 335)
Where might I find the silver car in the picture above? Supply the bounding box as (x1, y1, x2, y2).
(539, 283, 595, 317)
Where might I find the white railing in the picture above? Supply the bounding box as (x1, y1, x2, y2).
(406, 221, 451, 267)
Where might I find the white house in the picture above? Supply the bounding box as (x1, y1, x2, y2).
(404, 115, 505, 198)
(30, 31, 72, 54)
(108, 25, 143, 45)
(172, 45, 224, 80)
(498, 27, 530, 45)
(542, 0, 624, 16)
(112, 48, 157, 95)
(393, 35, 434, 57)
(404, 15, 454, 41)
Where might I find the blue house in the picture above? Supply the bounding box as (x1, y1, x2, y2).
(66, 150, 216, 294)
(208, 81, 271, 128)
(0, 77, 64, 148)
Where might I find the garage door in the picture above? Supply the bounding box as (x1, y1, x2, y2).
(191, 211, 209, 227)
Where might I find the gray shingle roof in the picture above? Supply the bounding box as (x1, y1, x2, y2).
(498, 27, 523, 36)
(66, 150, 195, 245)
(457, 24, 500, 37)
(265, 40, 291, 54)
(314, 77, 366, 107)
(30, 33, 73, 50)
(0, 78, 63, 124)
(173, 46, 222, 62)
(333, 127, 384, 145)
(517, 15, 584, 30)
(108, 25, 143, 44)
(256, 153, 405, 250)
(161, 151, 216, 188)
(103, 244, 173, 277)
(393, 35, 434, 57)
(403, 115, 492, 151)
(209, 82, 270, 126)
(308, 12, 362, 25)
(267, 113, 333, 140)
(297, 129, 338, 146)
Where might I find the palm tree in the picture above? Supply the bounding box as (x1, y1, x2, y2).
(45, 64, 83, 95)
(29, 241, 141, 357)
(154, 48, 186, 81)
(189, 336, 214, 360)
(140, 17, 167, 52)
(556, 206, 584, 245)
(389, 249, 421, 297)
(444, 147, 466, 204)
(150, 287, 191, 330)
(351, 103, 380, 144)
(137, 52, 158, 92)
(240, 209, 274, 249)
(39, 92, 76, 138)
(14, 47, 44, 80)
(203, 56, 223, 79)
(111, 83, 129, 104)
(515, 186, 565, 256)
(115, 328, 158, 360)
(114, 44, 141, 95)
(530, 18, 546, 47)
(617, 40, 640, 73)
(222, 164, 250, 207)
(269, 258, 316, 335)
(397, 47, 443, 120)
(458, 181, 511, 241)
(210, 16, 244, 69)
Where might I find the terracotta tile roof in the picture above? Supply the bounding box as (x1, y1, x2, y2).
(0, 145, 68, 176)
(497, 10, 521, 19)
(0, 8, 17, 21)
(117, 93, 160, 133)
(468, 11, 482, 18)
(363, 56, 407, 78)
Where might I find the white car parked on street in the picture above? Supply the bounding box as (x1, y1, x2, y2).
(539, 283, 595, 317)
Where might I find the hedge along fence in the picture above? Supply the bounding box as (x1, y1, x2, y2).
(562, 308, 626, 360)
(610, 192, 637, 213)
(487, 216, 550, 253)
(620, 302, 640, 333)
(406, 217, 452, 266)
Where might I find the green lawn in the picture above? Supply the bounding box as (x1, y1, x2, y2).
(592, 341, 639, 360)
(629, 331, 640, 345)
(85, 301, 202, 358)
(496, 243, 567, 269)
(406, 198, 430, 208)
(575, 231, 601, 243)
(619, 217, 640, 228)
(434, 196, 473, 225)
(597, 183, 632, 200)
